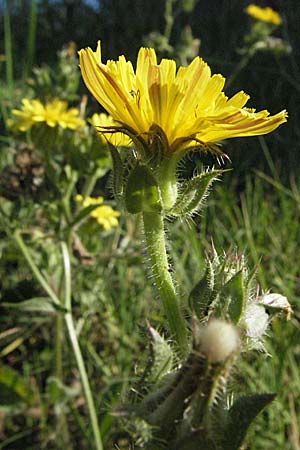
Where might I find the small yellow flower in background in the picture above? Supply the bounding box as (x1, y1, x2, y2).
(245, 4, 282, 26)
(89, 113, 132, 146)
(9, 98, 85, 132)
(75, 194, 120, 231)
(79, 42, 287, 155)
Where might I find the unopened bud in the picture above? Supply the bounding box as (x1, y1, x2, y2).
(199, 319, 239, 362)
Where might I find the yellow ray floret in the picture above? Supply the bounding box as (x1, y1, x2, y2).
(9, 98, 85, 132)
(88, 113, 132, 146)
(75, 195, 120, 231)
(245, 4, 282, 25)
(79, 42, 287, 153)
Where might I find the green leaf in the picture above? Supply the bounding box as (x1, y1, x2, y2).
(0, 365, 34, 407)
(224, 270, 245, 324)
(1, 297, 66, 315)
(146, 326, 174, 384)
(222, 393, 276, 450)
(125, 164, 162, 214)
(171, 169, 226, 217)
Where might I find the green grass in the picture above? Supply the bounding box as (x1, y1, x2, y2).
(1, 163, 299, 448)
(168, 168, 300, 450)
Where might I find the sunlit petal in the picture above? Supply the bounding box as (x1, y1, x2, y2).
(79, 42, 287, 155)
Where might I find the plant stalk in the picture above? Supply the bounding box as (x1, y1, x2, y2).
(13, 231, 60, 305)
(164, 0, 175, 42)
(56, 270, 72, 449)
(225, 52, 252, 89)
(4, 1, 14, 95)
(61, 242, 103, 450)
(13, 231, 71, 447)
(24, 0, 37, 80)
(142, 211, 188, 356)
(13, 233, 103, 450)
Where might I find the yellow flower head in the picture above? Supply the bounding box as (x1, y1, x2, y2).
(245, 4, 282, 25)
(9, 98, 85, 132)
(75, 194, 120, 231)
(88, 113, 132, 146)
(79, 42, 287, 155)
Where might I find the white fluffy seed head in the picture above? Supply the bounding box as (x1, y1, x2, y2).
(199, 319, 240, 363)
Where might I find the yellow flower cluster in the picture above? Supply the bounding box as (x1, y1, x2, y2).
(8, 98, 85, 132)
(245, 4, 282, 25)
(88, 113, 132, 146)
(79, 42, 287, 155)
(75, 194, 120, 231)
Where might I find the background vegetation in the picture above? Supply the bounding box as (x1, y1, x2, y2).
(0, 1, 299, 449)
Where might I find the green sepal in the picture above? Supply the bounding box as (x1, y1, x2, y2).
(221, 393, 276, 450)
(188, 263, 215, 320)
(108, 142, 124, 200)
(170, 169, 226, 217)
(189, 246, 225, 320)
(224, 270, 245, 324)
(148, 124, 169, 167)
(125, 164, 162, 214)
(103, 124, 149, 159)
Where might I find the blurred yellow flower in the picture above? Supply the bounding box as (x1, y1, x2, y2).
(75, 194, 120, 231)
(88, 113, 132, 146)
(245, 4, 282, 25)
(9, 98, 85, 132)
(79, 42, 287, 155)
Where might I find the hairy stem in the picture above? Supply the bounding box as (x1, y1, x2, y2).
(142, 211, 188, 356)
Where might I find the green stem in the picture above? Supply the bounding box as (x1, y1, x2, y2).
(225, 52, 252, 89)
(74, 167, 104, 217)
(4, 1, 13, 96)
(61, 243, 103, 450)
(13, 233, 103, 450)
(55, 317, 72, 448)
(24, 0, 37, 80)
(158, 157, 178, 210)
(258, 136, 279, 180)
(13, 231, 71, 447)
(13, 231, 60, 305)
(55, 270, 71, 448)
(142, 211, 188, 356)
(54, 313, 63, 379)
(81, 170, 101, 200)
(164, 0, 175, 43)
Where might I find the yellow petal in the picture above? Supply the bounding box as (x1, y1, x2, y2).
(79, 41, 288, 155)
